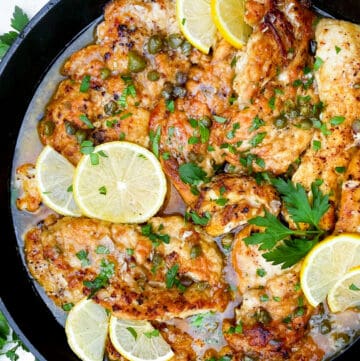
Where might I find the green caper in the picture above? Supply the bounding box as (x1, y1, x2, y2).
(181, 40, 192, 55)
(100, 67, 111, 80)
(283, 99, 295, 113)
(195, 281, 209, 291)
(299, 119, 313, 130)
(190, 245, 202, 259)
(104, 100, 118, 116)
(199, 116, 212, 128)
(167, 34, 183, 49)
(75, 129, 87, 144)
(299, 105, 312, 117)
(333, 333, 350, 347)
(147, 70, 160, 82)
(254, 307, 272, 325)
(64, 121, 76, 135)
(128, 50, 147, 73)
(147, 35, 164, 54)
(273, 116, 288, 129)
(352, 119, 360, 133)
(161, 82, 174, 100)
(42, 120, 55, 136)
(173, 86, 186, 98)
(175, 71, 187, 86)
(188, 151, 204, 163)
(152, 252, 163, 267)
(320, 319, 332, 335)
(221, 234, 233, 250)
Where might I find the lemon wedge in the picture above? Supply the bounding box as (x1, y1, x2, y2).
(65, 299, 109, 361)
(109, 316, 174, 361)
(35, 145, 81, 217)
(300, 233, 360, 307)
(211, 0, 252, 49)
(327, 266, 360, 312)
(176, 0, 217, 54)
(73, 141, 167, 223)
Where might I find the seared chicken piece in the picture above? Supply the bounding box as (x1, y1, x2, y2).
(224, 267, 319, 360)
(210, 0, 317, 175)
(232, 226, 284, 294)
(191, 174, 281, 237)
(293, 19, 360, 230)
(25, 216, 229, 320)
(15, 163, 41, 212)
(38, 0, 194, 166)
(335, 148, 360, 233)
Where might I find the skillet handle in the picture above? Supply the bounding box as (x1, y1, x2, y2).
(311, 0, 360, 24)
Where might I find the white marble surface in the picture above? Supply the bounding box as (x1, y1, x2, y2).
(1, 2, 48, 359)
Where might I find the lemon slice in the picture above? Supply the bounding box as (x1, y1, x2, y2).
(65, 299, 109, 361)
(328, 267, 360, 313)
(300, 233, 360, 307)
(109, 316, 174, 361)
(211, 0, 252, 49)
(176, 0, 217, 54)
(36, 145, 81, 217)
(73, 141, 167, 223)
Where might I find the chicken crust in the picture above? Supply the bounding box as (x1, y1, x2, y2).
(25, 216, 230, 320)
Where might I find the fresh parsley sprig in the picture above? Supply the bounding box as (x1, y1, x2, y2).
(0, 6, 29, 59)
(244, 178, 330, 268)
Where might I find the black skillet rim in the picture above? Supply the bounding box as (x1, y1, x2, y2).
(0, 0, 359, 360)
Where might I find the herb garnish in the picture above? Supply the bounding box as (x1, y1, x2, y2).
(165, 264, 186, 292)
(185, 211, 211, 226)
(141, 223, 170, 246)
(0, 6, 29, 59)
(79, 114, 94, 129)
(149, 126, 161, 158)
(83, 258, 115, 297)
(80, 75, 91, 93)
(76, 249, 90, 267)
(244, 178, 330, 268)
(349, 283, 360, 291)
(144, 330, 160, 338)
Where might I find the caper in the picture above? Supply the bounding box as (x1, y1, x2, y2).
(179, 275, 193, 287)
(104, 100, 118, 116)
(352, 119, 360, 133)
(299, 119, 313, 130)
(181, 40, 192, 55)
(273, 116, 288, 129)
(299, 105, 311, 117)
(147, 70, 160, 82)
(75, 129, 87, 144)
(254, 307, 272, 325)
(167, 34, 183, 49)
(320, 319, 332, 335)
(175, 71, 187, 86)
(199, 116, 212, 128)
(100, 67, 111, 80)
(333, 333, 350, 347)
(221, 234, 233, 250)
(64, 121, 76, 135)
(152, 252, 163, 267)
(173, 86, 186, 98)
(128, 50, 147, 73)
(147, 35, 164, 54)
(188, 151, 204, 163)
(190, 245, 202, 259)
(42, 120, 55, 136)
(283, 99, 295, 113)
(161, 82, 174, 100)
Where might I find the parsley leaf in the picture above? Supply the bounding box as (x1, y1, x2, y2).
(245, 179, 330, 268)
(11, 6, 29, 32)
(179, 163, 207, 185)
(272, 178, 329, 228)
(149, 126, 161, 158)
(263, 238, 317, 269)
(166, 264, 180, 288)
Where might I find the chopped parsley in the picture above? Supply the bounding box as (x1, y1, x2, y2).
(349, 283, 360, 291)
(76, 249, 90, 267)
(141, 223, 170, 246)
(98, 186, 107, 195)
(62, 303, 74, 312)
(213, 115, 227, 124)
(335, 166, 346, 174)
(165, 264, 186, 292)
(186, 211, 211, 226)
(127, 327, 137, 340)
(165, 99, 175, 113)
(335, 45, 341, 54)
(179, 162, 207, 186)
(330, 116, 345, 126)
(313, 56, 324, 71)
(79, 114, 94, 129)
(256, 268, 267, 277)
(80, 75, 91, 93)
(149, 126, 161, 158)
(249, 116, 265, 132)
(313, 140, 321, 151)
(144, 329, 160, 338)
(249, 132, 267, 147)
(96, 245, 110, 254)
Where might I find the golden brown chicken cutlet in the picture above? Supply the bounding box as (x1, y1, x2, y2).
(25, 215, 229, 320)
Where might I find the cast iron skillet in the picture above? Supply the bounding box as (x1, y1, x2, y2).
(0, 1, 359, 360)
